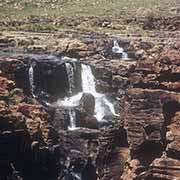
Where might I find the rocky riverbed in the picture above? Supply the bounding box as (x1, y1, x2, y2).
(1, 11, 180, 180)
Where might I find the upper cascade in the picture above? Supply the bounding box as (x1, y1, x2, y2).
(112, 40, 129, 59)
(112, 40, 124, 54)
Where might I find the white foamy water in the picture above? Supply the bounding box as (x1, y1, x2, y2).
(28, 64, 35, 97)
(112, 40, 129, 59)
(81, 64, 105, 121)
(55, 64, 118, 124)
(112, 40, 124, 54)
(65, 62, 75, 94)
(68, 109, 77, 130)
(122, 52, 128, 59)
(81, 64, 119, 120)
(59, 93, 83, 107)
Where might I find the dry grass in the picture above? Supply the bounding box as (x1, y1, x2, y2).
(0, 0, 162, 18)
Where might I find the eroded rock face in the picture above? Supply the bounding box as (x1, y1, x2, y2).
(96, 127, 129, 180)
(0, 57, 60, 180)
(120, 44, 180, 180)
(1, 34, 180, 180)
(123, 88, 180, 151)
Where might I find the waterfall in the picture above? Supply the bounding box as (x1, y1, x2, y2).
(103, 98, 119, 116)
(68, 109, 77, 130)
(28, 63, 35, 97)
(112, 40, 129, 59)
(112, 40, 123, 54)
(81, 64, 96, 93)
(122, 52, 128, 59)
(81, 64, 118, 121)
(65, 62, 75, 95)
(55, 63, 118, 128)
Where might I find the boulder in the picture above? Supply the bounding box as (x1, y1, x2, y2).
(79, 93, 95, 116)
(78, 115, 98, 129)
(27, 45, 47, 53)
(76, 93, 98, 129)
(56, 38, 90, 58)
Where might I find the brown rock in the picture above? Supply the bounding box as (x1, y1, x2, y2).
(0, 76, 15, 91)
(0, 57, 24, 74)
(120, 45, 180, 179)
(161, 48, 180, 65)
(10, 88, 25, 104)
(120, 159, 140, 180)
(123, 88, 180, 151)
(79, 93, 95, 116)
(17, 103, 50, 143)
(27, 44, 47, 53)
(142, 157, 180, 180)
(57, 38, 91, 57)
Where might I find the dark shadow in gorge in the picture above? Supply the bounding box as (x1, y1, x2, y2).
(162, 100, 180, 145)
(96, 127, 129, 180)
(132, 100, 180, 172)
(134, 141, 164, 168)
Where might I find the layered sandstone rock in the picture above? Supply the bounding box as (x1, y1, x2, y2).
(121, 43, 180, 180)
(0, 57, 59, 180)
(1, 33, 180, 180)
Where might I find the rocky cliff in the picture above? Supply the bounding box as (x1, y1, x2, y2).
(121, 42, 180, 180)
(0, 31, 180, 180)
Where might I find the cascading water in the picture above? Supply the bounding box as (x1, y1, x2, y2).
(122, 51, 128, 59)
(65, 62, 75, 95)
(112, 40, 129, 59)
(112, 40, 124, 54)
(55, 63, 118, 127)
(28, 63, 35, 97)
(68, 109, 76, 130)
(81, 64, 118, 121)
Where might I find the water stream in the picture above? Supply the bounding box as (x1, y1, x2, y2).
(81, 64, 119, 121)
(112, 40, 129, 59)
(65, 62, 75, 95)
(26, 54, 118, 130)
(28, 63, 36, 97)
(68, 109, 76, 130)
(55, 63, 118, 129)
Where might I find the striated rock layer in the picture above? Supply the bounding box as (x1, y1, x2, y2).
(121, 42, 180, 180)
(0, 57, 60, 180)
(1, 35, 180, 180)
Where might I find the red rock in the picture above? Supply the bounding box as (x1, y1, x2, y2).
(161, 48, 180, 65)
(0, 76, 15, 91)
(121, 45, 180, 180)
(142, 157, 180, 180)
(17, 103, 50, 143)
